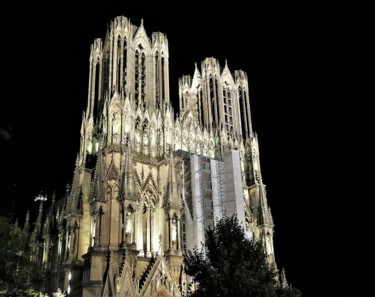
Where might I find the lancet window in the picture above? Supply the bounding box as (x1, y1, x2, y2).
(223, 82, 233, 134)
(135, 45, 146, 107)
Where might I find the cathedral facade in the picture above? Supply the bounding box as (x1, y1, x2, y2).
(26, 16, 276, 297)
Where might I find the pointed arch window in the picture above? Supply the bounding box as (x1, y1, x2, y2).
(198, 86, 204, 125)
(239, 85, 249, 138)
(122, 37, 127, 93)
(135, 49, 140, 106)
(115, 35, 128, 94)
(135, 45, 146, 107)
(161, 53, 165, 102)
(155, 51, 160, 107)
(103, 47, 110, 97)
(116, 35, 122, 93)
(223, 82, 233, 134)
(155, 51, 165, 108)
(155, 51, 166, 108)
(141, 52, 146, 107)
(93, 58, 100, 117)
(209, 76, 217, 126)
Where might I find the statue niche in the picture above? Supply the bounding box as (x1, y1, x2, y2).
(111, 111, 121, 144)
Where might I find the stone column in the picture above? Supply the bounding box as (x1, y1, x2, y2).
(146, 207, 151, 257)
(177, 217, 182, 251)
(136, 205, 144, 256)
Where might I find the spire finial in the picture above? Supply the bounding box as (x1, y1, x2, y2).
(280, 268, 289, 288)
(34, 191, 47, 202)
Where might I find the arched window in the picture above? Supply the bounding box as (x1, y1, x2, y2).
(103, 48, 109, 96)
(135, 49, 140, 106)
(122, 37, 127, 93)
(239, 85, 248, 137)
(141, 52, 146, 107)
(93, 59, 100, 117)
(215, 77, 220, 126)
(116, 35, 122, 93)
(135, 45, 146, 107)
(155, 51, 165, 108)
(155, 51, 160, 107)
(198, 86, 204, 125)
(209, 76, 216, 126)
(161, 54, 165, 102)
(223, 82, 233, 135)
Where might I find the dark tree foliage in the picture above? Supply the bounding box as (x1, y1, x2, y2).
(184, 214, 301, 297)
(0, 216, 41, 296)
(275, 286, 302, 297)
(0, 127, 11, 140)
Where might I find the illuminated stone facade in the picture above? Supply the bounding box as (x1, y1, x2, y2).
(27, 16, 276, 297)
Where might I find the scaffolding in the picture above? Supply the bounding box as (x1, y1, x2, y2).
(174, 149, 236, 252)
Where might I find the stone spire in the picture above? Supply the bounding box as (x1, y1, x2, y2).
(23, 210, 30, 234)
(165, 153, 180, 207)
(29, 199, 45, 261)
(258, 185, 272, 226)
(280, 268, 289, 289)
(33, 200, 44, 236)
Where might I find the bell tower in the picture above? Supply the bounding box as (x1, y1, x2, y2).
(31, 14, 280, 297)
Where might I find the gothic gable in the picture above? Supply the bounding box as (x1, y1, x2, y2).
(140, 257, 181, 297)
(220, 61, 235, 85)
(143, 172, 158, 194)
(115, 257, 137, 297)
(105, 156, 120, 180)
(113, 16, 131, 38)
(133, 20, 151, 50)
(109, 92, 122, 107)
(181, 110, 197, 129)
(133, 165, 143, 196)
(151, 32, 168, 49)
(104, 157, 121, 200)
(91, 39, 103, 63)
(102, 268, 116, 297)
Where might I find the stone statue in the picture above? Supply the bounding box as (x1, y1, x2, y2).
(125, 217, 133, 234)
(171, 219, 177, 242)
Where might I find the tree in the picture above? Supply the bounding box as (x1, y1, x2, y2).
(52, 288, 66, 297)
(0, 216, 42, 296)
(0, 126, 11, 141)
(184, 214, 301, 297)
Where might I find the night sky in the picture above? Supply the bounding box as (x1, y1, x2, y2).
(0, 2, 372, 297)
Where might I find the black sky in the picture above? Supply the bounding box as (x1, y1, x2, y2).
(0, 2, 373, 296)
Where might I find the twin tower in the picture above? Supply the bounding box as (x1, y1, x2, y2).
(29, 16, 276, 297)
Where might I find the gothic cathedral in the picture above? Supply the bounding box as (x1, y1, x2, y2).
(26, 16, 276, 297)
